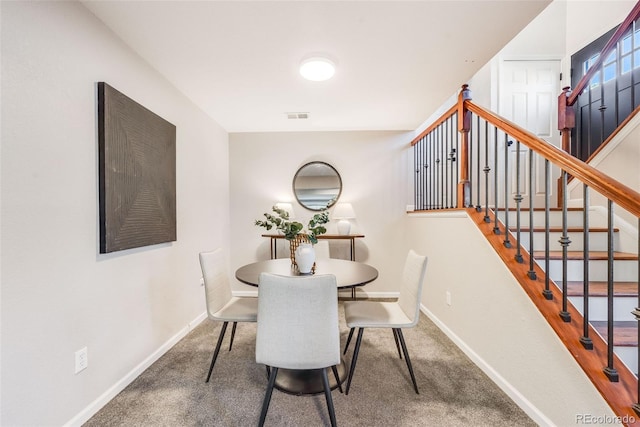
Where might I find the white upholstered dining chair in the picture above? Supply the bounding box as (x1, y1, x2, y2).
(342, 249, 428, 394)
(199, 249, 258, 383)
(256, 273, 341, 427)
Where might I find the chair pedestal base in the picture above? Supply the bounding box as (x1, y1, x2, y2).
(273, 358, 347, 395)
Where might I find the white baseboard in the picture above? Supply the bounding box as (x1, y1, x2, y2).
(349, 291, 399, 299)
(234, 290, 400, 299)
(419, 304, 554, 427)
(64, 312, 207, 427)
(189, 311, 208, 329)
(233, 289, 259, 297)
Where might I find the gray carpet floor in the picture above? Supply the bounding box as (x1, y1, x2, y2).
(84, 302, 535, 426)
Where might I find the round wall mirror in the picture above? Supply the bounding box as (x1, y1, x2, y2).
(292, 161, 342, 211)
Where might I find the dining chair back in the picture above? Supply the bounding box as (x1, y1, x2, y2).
(200, 249, 234, 316)
(342, 249, 428, 394)
(397, 249, 427, 327)
(199, 249, 258, 383)
(256, 273, 340, 427)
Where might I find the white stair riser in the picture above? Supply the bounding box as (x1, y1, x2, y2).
(497, 210, 606, 228)
(608, 346, 637, 375)
(568, 296, 637, 322)
(508, 205, 640, 377)
(519, 231, 616, 252)
(542, 259, 638, 282)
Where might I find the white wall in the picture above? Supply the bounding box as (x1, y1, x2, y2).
(1, 2, 227, 425)
(566, 0, 637, 56)
(405, 212, 615, 426)
(3, 1, 636, 425)
(229, 131, 410, 295)
(403, 3, 635, 423)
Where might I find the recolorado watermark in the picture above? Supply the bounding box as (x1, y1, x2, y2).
(576, 414, 636, 425)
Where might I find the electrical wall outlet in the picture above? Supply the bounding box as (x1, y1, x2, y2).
(199, 277, 205, 286)
(446, 291, 452, 306)
(75, 347, 88, 374)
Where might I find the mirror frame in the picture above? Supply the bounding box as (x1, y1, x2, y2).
(292, 161, 342, 211)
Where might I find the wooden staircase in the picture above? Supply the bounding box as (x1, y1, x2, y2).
(498, 207, 640, 374)
(412, 60, 640, 416)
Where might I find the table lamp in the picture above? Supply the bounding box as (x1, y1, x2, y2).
(332, 203, 356, 235)
(275, 202, 295, 219)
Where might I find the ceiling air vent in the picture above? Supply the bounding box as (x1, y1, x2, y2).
(286, 112, 309, 120)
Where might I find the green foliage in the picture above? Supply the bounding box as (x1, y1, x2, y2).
(254, 205, 330, 243)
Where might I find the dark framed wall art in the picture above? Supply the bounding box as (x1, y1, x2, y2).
(98, 82, 177, 253)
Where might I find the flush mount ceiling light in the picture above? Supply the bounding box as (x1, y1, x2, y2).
(299, 57, 336, 81)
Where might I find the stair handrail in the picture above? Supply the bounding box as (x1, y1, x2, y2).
(559, 1, 640, 158)
(411, 85, 640, 218)
(466, 99, 640, 218)
(567, 1, 640, 107)
(410, 104, 457, 146)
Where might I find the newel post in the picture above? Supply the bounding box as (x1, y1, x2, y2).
(558, 86, 575, 153)
(457, 84, 472, 208)
(557, 86, 575, 206)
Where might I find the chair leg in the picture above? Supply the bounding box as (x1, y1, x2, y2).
(343, 327, 355, 355)
(395, 328, 419, 394)
(258, 367, 278, 427)
(229, 322, 237, 351)
(321, 368, 338, 427)
(345, 328, 364, 395)
(206, 321, 228, 382)
(331, 365, 343, 393)
(392, 329, 402, 359)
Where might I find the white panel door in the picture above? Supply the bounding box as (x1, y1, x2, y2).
(499, 59, 561, 208)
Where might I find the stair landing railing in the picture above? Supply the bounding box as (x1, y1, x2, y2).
(411, 84, 640, 423)
(560, 1, 640, 162)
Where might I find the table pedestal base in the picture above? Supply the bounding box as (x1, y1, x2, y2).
(273, 358, 347, 396)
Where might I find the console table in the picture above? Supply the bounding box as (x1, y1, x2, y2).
(262, 233, 365, 261)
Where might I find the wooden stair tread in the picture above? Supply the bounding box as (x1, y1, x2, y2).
(533, 251, 639, 260)
(566, 281, 639, 297)
(591, 321, 638, 346)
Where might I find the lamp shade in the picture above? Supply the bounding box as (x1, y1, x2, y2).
(333, 203, 355, 235)
(332, 203, 355, 219)
(275, 202, 295, 219)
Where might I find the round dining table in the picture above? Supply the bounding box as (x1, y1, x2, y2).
(235, 258, 378, 290)
(234, 258, 379, 395)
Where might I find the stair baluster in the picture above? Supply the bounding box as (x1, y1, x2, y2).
(514, 140, 524, 263)
(605, 199, 620, 381)
(560, 171, 572, 322)
(527, 150, 536, 280)
(543, 159, 553, 300)
(581, 185, 594, 350)
(635, 218, 640, 415)
(475, 115, 481, 211)
(451, 110, 460, 207)
(445, 117, 451, 208)
(483, 121, 491, 223)
(503, 135, 511, 248)
(492, 128, 501, 235)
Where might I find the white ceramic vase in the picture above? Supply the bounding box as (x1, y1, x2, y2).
(295, 243, 316, 274)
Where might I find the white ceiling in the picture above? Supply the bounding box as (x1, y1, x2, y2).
(82, 0, 551, 133)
